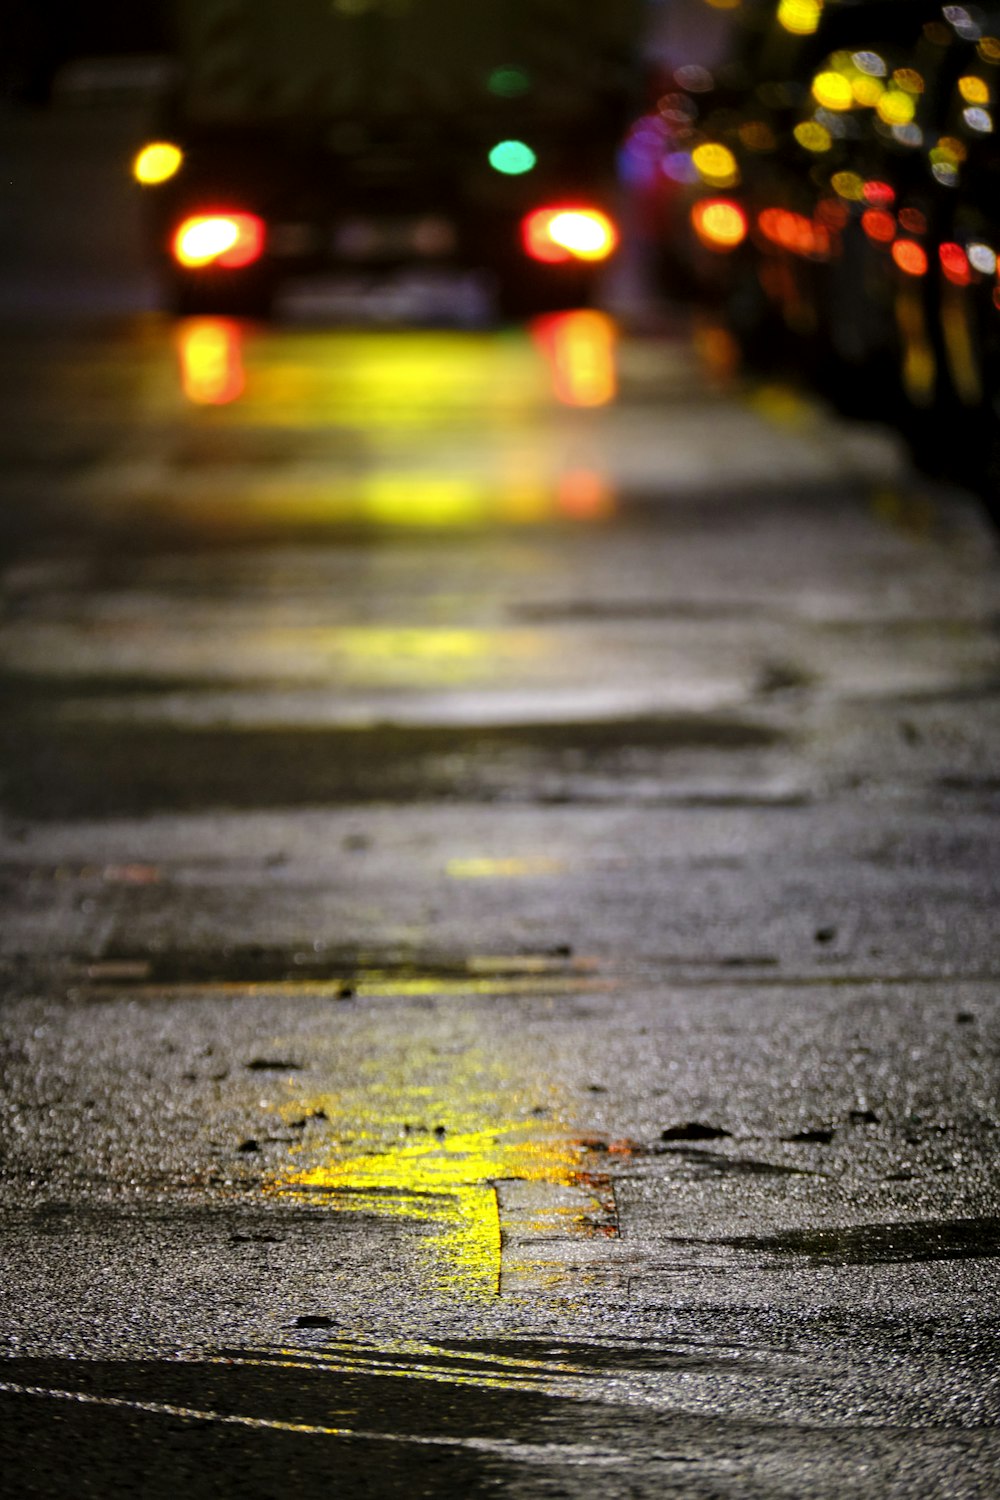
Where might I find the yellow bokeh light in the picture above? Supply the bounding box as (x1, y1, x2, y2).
(133, 141, 183, 185)
(778, 0, 823, 36)
(852, 75, 885, 107)
(877, 89, 917, 125)
(794, 120, 832, 151)
(691, 141, 740, 186)
(812, 71, 855, 111)
(831, 170, 865, 200)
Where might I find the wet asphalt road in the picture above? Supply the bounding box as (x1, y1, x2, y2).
(1, 112, 1000, 1491)
(0, 312, 998, 1498)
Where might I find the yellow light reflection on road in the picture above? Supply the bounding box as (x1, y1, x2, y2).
(166, 327, 615, 525)
(245, 332, 548, 429)
(446, 856, 564, 878)
(177, 319, 245, 405)
(273, 1043, 591, 1298)
(332, 626, 540, 684)
(531, 311, 617, 407)
(358, 475, 495, 527)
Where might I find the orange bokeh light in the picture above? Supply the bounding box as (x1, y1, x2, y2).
(861, 208, 896, 243)
(892, 239, 928, 276)
(691, 197, 748, 250)
(557, 469, 616, 519)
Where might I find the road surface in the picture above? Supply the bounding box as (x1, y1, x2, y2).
(0, 100, 999, 1500)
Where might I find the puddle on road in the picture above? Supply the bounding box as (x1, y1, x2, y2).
(1, 712, 787, 820)
(149, 320, 622, 532)
(47, 944, 626, 1294)
(0, 1333, 760, 1486)
(200, 1330, 733, 1399)
(216, 1335, 599, 1395)
(689, 1216, 1000, 1267)
(78, 947, 610, 1002)
(176, 314, 617, 417)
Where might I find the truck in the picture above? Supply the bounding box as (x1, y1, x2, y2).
(134, 0, 644, 318)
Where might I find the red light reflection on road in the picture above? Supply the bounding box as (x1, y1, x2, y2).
(557, 469, 614, 519)
(177, 318, 245, 405)
(531, 310, 617, 407)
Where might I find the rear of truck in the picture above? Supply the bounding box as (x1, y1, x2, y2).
(135, 0, 642, 317)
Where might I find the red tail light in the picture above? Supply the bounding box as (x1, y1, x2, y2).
(522, 207, 618, 264)
(172, 213, 265, 269)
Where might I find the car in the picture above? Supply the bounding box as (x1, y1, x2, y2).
(133, 0, 641, 321)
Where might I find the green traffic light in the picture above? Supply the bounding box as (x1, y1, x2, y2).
(488, 139, 537, 175)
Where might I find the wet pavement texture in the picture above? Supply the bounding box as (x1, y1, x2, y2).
(0, 308, 999, 1498)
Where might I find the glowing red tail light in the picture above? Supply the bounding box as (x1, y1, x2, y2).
(522, 207, 618, 264)
(172, 213, 265, 269)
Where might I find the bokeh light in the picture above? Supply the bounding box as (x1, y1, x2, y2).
(133, 142, 183, 185)
(488, 140, 537, 175)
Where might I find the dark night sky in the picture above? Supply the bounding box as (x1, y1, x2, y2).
(2, 1, 173, 100)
